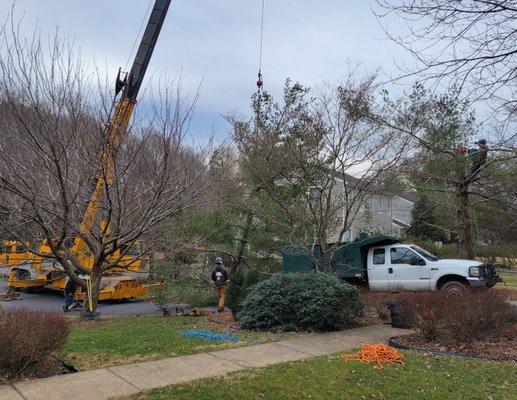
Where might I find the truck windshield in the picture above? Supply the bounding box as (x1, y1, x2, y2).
(410, 245, 439, 261)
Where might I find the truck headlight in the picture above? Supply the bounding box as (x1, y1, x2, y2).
(469, 266, 481, 277)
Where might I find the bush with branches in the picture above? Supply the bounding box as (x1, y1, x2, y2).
(396, 290, 513, 343)
(0, 308, 70, 379)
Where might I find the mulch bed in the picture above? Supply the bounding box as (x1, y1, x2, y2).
(498, 288, 517, 301)
(0, 356, 76, 385)
(360, 290, 517, 361)
(205, 311, 240, 331)
(360, 291, 403, 325)
(392, 332, 517, 362)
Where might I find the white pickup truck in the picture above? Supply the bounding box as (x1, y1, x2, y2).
(282, 235, 500, 292)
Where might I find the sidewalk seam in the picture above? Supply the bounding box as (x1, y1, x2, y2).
(208, 341, 313, 368)
(11, 384, 27, 400)
(208, 352, 248, 369)
(273, 341, 317, 356)
(106, 369, 142, 391)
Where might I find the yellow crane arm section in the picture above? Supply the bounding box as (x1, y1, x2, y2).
(73, 0, 172, 259)
(74, 98, 135, 256)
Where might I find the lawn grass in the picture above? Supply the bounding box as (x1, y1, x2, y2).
(497, 271, 517, 291)
(61, 316, 291, 370)
(126, 351, 516, 400)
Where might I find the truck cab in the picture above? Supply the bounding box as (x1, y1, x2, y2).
(282, 235, 500, 292)
(367, 243, 499, 292)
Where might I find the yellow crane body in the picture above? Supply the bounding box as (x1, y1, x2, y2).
(4, 0, 171, 301)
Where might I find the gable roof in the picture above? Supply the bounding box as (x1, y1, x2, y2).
(397, 189, 419, 204)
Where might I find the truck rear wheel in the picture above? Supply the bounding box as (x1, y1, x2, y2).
(440, 280, 468, 294)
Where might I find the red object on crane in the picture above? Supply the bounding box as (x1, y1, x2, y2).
(257, 70, 263, 91)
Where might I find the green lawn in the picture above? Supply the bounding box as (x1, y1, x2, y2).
(62, 316, 291, 370)
(497, 271, 517, 291)
(126, 352, 516, 400)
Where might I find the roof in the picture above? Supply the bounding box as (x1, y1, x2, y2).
(397, 189, 419, 203)
(333, 169, 418, 201)
(392, 218, 411, 229)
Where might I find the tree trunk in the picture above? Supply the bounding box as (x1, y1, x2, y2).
(319, 246, 333, 273)
(456, 182, 475, 259)
(82, 268, 102, 315)
(231, 211, 253, 274)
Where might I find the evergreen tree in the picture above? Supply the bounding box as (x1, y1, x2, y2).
(407, 195, 443, 241)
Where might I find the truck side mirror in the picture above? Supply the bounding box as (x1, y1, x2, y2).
(410, 256, 425, 266)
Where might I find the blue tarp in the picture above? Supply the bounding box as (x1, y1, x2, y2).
(178, 329, 239, 343)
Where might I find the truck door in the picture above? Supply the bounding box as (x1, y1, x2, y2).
(366, 247, 389, 290)
(388, 246, 430, 291)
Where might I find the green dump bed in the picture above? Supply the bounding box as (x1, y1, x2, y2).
(282, 235, 401, 279)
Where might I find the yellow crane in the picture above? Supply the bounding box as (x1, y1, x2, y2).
(5, 0, 172, 301)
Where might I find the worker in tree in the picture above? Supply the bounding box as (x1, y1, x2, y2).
(470, 138, 488, 177)
(63, 276, 77, 312)
(211, 257, 229, 312)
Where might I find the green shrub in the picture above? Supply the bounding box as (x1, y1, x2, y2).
(226, 268, 262, 316)
(237, 272, 363, 332)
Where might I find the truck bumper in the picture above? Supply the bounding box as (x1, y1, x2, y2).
(468, 264, 501, 289)
(467, 276, 501, 289)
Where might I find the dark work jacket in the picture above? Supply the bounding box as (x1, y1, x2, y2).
(211, 265, 229, 286)
(65, 278, 77, 295)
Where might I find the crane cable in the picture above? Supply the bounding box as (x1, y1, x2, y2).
(256, 0, 265, 92)
(106, 0, 154, 142)
(124, 0, 154, 72)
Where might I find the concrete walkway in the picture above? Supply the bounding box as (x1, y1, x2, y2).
(0, 324, 407, 400)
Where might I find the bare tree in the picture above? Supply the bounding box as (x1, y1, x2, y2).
(375, 0, 517, 116)
(0, 18, 208, 312)
(230, 74, 412, 272)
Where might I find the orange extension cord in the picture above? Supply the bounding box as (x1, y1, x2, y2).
(341, 343, 405, 369)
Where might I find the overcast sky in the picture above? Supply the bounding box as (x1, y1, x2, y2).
(1, 0, 414, 141)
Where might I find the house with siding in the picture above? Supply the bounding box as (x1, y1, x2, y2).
(327, 174, 416, 243)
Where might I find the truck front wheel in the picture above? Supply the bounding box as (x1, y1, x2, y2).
(440, 280, 468, 294)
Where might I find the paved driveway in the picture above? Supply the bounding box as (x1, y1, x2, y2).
(0, 279, 166, 316)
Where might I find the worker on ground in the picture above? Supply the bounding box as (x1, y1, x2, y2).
(211, 257, 229, 312)
(63, 276, 77, 312)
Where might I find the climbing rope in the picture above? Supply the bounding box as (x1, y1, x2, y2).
(256, 0, 265, 92)
(341, 343, 405, 369)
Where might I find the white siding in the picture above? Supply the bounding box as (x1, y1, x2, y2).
(328, 180, 414, 242)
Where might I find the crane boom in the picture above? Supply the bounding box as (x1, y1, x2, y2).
(124, 0, 172, 102)
(8, 0, 173, 301)
(76, 0, 172, 254)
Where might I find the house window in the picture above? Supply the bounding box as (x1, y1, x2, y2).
(373, 248, 385, 265)
(372, 196, 380, 212)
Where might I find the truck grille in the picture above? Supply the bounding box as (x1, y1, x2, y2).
(480, 264, 497, 277)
